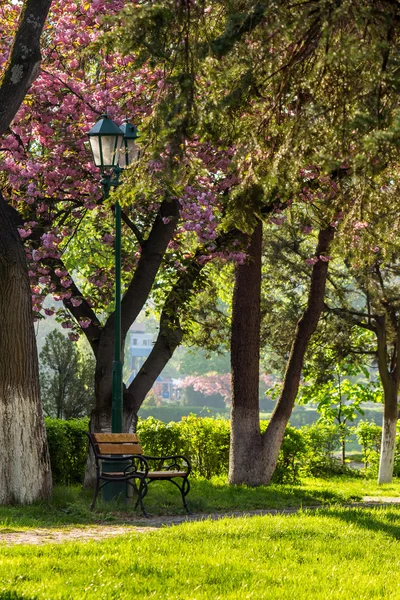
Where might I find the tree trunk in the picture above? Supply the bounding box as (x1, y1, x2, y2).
(0, 196, 52, 503)
(229, 221, 265, 485)
(228, 224, 335, 485)
(375, 316, 399, 484)
(378, 379, 398, 484)
(261, 226, 335, 484)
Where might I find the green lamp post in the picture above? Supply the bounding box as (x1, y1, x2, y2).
(87, 114, 139, 435)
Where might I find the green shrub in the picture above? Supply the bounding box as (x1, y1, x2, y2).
(300, 422, 343, 477)
(44, 415, 382, 487)
(137, 416, 231, 479)
(354, 420, 381, 472)
(180, 416, 231, 479)
(272, 425, 308, 484)
(45, 417, 89, 485)
(137, 417, 184, 457)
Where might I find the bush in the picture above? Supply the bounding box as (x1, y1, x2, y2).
(44, 415, 382, 487)
(137, 417, 184, 458)
(45, 417, 89, 485)
(180, 416, 231, 479)
(137, 415, 231, 479)
(354, 420, 381, 472)
(272, 425, 308, 484)
(300, 423, 344, 477)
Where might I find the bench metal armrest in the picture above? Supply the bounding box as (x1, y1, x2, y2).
(142, 454, 191, 475)
(124, 455, 149, 477)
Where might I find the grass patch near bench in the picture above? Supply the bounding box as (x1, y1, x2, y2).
(1, 506, 400, 598)
(0, 476, 399, 531)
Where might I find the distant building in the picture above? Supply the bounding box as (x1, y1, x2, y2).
(125, 323, 154, 386)
(125, 324, 180, 403)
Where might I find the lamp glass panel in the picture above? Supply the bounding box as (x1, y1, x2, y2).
(118, 140, 139, 168)
(100, 134, 123, 168)
(89, 136, 102, 167)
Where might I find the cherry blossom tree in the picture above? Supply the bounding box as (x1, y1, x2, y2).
(0, 0, 53, 504)
(0, 0, 248, 475)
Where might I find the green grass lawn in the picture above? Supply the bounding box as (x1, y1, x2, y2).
(2, 506, 400, 598)
(1, 478, 400, 598)
(1, 476, 400, 531)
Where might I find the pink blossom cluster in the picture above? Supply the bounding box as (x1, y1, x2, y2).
(305, 255, 332, 266)
(1, 0, 250, 336)
(176, 373, 232, 404)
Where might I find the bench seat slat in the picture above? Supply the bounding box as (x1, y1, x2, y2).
(93, 433, 139, 443)
(97, 443, 143, 455)
(138, 471, 188, 478)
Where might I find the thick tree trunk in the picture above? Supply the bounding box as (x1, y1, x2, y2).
(261, 226, 335, 484)
(229, 221, 265, 485)
(0, 196, 52, 503)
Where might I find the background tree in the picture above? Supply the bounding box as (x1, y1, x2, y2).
(300, 347, 382, 465)
(39, 331, 95, 420)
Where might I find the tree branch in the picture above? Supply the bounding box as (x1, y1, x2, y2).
(0, 0, 53, 136)
(121, 209, 145, 247)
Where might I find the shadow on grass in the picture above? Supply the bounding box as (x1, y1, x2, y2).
(0, 478, 357, 531)
(0, 593, 37, 600)
(323, 506, 400, 540)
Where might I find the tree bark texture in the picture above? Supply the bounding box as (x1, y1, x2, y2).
(229, 224, 335, 486)
(0, 0, 53, 137)
(229, 221, 264, 485)
(375, 316, 400, 484)
(0, 195, 52, 503)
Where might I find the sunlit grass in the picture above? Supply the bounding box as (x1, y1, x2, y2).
(0, 476, 399, 532)
(1, 507, 400, 598)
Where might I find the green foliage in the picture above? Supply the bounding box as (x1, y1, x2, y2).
(354, 420, 381, 471)
(39, 331, 95, 420)
(136, 417, 183, 458)
(138, 417, 349, 482)
(300, 352, 381, 426)
(180, 416, 231, 479)
(137, 416, 230, 479)
(43, 415, 368, 486)
(45, 418, 89, 485)
(300, 423, 344, 477)
(272, 425, 307, 484)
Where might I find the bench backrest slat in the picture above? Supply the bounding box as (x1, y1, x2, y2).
(93, 433, 139, 443)
(96, 442, 143, 455)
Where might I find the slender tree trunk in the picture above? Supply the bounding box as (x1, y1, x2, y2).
(229, 221, 265, 484)
(229, 224, 334, 485)
(0, 196, 52, 503)
(375, 316, 399, 484)
(261, 226, 335, 483)
(378, 392, 398, 484)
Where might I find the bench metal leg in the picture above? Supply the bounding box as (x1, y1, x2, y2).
(133, 478, 148, 517)
(181, 477, 191, 514)
(90, 477, 101, 511)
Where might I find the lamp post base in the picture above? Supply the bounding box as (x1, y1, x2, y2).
(101, 460, 133, 504)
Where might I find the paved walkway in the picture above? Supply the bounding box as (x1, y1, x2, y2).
(1, 498, 400, 546)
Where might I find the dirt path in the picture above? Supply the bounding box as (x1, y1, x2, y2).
(1, 499, 400, 546)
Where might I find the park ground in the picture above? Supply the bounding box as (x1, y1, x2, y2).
(1, 477, 400, 598)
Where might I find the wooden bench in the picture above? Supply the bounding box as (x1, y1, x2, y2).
(87, 433, 191, 515)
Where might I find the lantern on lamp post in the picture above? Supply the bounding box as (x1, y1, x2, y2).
(88, 114, 139, 435)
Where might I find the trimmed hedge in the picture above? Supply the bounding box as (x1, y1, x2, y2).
(44, 416, 358, 486)
(45, 417, 89, 485)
